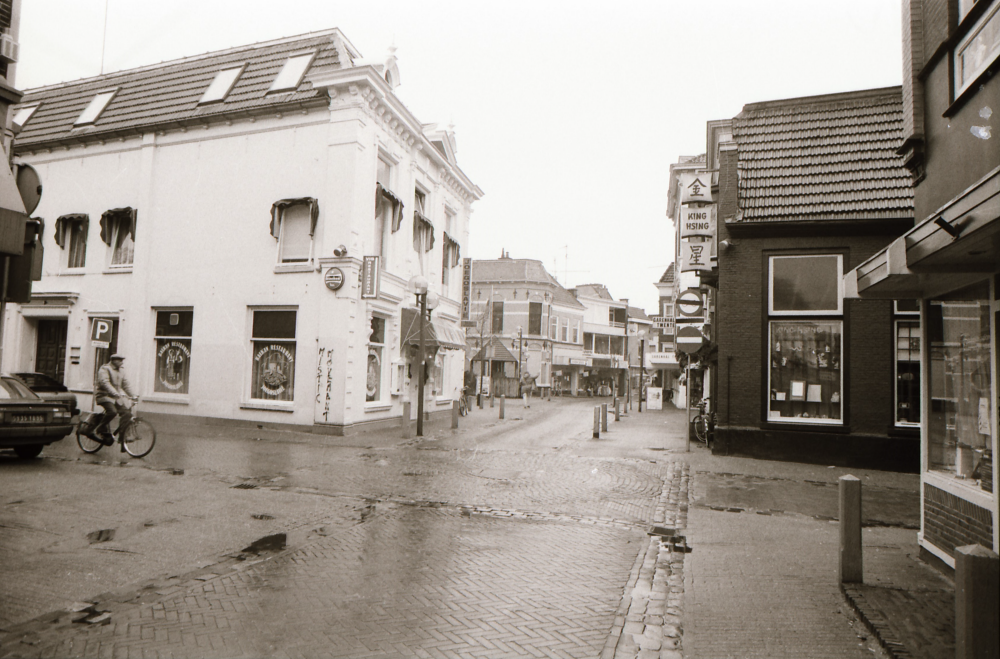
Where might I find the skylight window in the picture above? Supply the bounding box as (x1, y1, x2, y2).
(75, 90, 117, 126)
(268, 52, 316, 93)
(12, 104, 39, 129)
(199, 65, 245, 104)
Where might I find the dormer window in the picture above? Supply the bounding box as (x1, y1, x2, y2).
(12, 104, 39, 129)
(199, 65, 245, 104)
(269, 52, 316, 93)
(75, 90, 117, 126)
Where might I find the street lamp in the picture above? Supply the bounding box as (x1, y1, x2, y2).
(408, 275, 438, 436)
(516, 326, 523, 386)
(638, 329, 647, 412)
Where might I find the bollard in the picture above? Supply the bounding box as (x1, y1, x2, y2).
(499, 395, 505, 419)
(593, 406, 600, 438)
(467, 395, 474, 414)
(955, 544, 1000, 659)
(401, 401, 413, 439)
(614, 397, 620, 422)
(601, 403, 608, 432)
(838, 475, 862, 583)
(490, 394, 495, 408)
(452, 400, 459, 429)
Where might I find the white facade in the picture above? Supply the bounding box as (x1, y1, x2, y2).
(4, 31, 481, 433)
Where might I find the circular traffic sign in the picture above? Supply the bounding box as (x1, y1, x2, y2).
(324, 267, 345, 291)
(677, 288, 703, 317)
(676, 326, 705, 354)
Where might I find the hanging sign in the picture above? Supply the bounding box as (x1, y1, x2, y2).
(680, 172, 713, 204)
(676, 326, 706, 354)
(461, 257, 472, 322)
(324, 267, 345, 291)
(676, 288, 704, 317)
(680, 240, 712, 272)
(680, 204, 716, 238)
(361, 256, 380, 299)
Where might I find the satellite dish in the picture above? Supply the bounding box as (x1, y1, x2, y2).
(15, 164, 42, 215)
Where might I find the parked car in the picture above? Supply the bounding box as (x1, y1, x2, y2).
(12, 372, 79, 416)
(0, 375, 75, 458)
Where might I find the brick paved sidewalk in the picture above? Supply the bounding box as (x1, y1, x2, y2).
(842, 583, 954, 659)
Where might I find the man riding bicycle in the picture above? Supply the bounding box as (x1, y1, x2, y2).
(85, 354, 136, 448)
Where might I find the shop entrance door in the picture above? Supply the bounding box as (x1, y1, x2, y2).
(35, 319, 67, 383)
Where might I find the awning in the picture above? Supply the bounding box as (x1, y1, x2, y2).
(54, 214, 88, 249)
(99, 207, 136, 245)
(400, 307, 466, 351)
(470, 336, 517, 362)
(270, 197, 319, 239)
(376, 184, 404, 233)
(413, 210, 435, 252)
(845, 165, 1000, 299)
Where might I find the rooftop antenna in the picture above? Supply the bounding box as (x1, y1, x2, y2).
(99, 0, 109, 75)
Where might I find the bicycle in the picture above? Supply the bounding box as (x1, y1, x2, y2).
(692, 397, 715, 446)
(77, 398, 156, 458)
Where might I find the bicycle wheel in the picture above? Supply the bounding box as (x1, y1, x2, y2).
(694, 415, 710, 443)
(77, 426, 104, 454)
(122, 419, 156, 457)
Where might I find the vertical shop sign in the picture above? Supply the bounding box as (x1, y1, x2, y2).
(680, 172, 714, 204)
(680, 240, 712, 272)
(680, 204, 716, 238)
(461, 258, 474, 326)
(361, 256, 380, 299)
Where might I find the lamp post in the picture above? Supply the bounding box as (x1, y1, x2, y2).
(408, 275, 438, 437)
(638, 329, 647, 412)
(516, 326, 523, 386)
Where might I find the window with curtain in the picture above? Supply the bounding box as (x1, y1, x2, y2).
(250, 309, 296, 402)
(767, 255, 843, 424)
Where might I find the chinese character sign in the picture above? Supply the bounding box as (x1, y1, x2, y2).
(680, 240, 712, 272)
(679, 173, 714, 204)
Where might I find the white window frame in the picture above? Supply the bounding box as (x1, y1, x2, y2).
(954, 1, 1000, 98)
(367, 315, 387, 404)
(63, 217, 87, 270)
(151, 309, 194, 398)
(275, 203, 314, 266)
(766, 320, 844, 425)
(768, 254, 843, 316)
(108, 217, 134, 268)
(247, 307, 298, 406)
(894, 317, 921, 428)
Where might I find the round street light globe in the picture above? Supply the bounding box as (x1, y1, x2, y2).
(408, 275, 429, 295)
(425, 290, 440, 310)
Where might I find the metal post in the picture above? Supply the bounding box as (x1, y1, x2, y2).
(601, 403, 608, 432)
(685, 363, 691, 452)
(638, 338, 645, 412)
(452, 400, 459, 429)
(499, 395, 505, 419)
(593, 406, 600, 438)
(401, 401, 412, 438)
(614, 397, 620, 421)
(417, 293, 426, 437)
(839, 475, 863, 583)
(955, 544, 1000, 659)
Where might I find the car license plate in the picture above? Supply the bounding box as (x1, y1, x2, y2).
(12, 414, 45, 424)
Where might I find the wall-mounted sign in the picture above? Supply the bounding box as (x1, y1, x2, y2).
(679, 172, 713, 204)
(324, 267, 345, 291)
(91, 318, 113, 348)
(361, 256, 380, 299)
(461, 257, 472, 321)
(676, 288, 704, 317)
(680, 204, 716, 238)
(680, 240, 712, 272)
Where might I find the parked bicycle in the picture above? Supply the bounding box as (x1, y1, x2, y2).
(693, 397, 716, 446)
(76, 398, 156, 457)
(458, 392, 470, 417)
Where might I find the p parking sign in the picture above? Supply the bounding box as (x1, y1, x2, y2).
(91, 318, 113, 349)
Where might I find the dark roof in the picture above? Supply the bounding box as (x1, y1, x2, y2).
(628, 307, 650, 321)
(658, 263, 675, 284)
(472, 259, 583, 309)
(731, 87, 913, 223)
(470, 336, 518, 362)
(13, 30, 344, 150)
(574, 284, 616, 301)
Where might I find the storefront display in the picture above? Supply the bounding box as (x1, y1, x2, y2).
(768, 321, 842, 422)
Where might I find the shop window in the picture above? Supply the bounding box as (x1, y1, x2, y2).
(154, 310, 193, 394)
(611, 335, 624, 356)
(492, 300, 504, 334)
(595, 334, 610, 354)
(895, 305, 921, 426)
(367, 316, 385, 402)
(250, 309, 296, 402)
(767, 255, 843, 424)
(927, 282, 992, 480)
(528, 302, 542, 335)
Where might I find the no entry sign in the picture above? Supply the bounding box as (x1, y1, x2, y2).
(676, 326, 705, 354)
(676, 288, 704, 317)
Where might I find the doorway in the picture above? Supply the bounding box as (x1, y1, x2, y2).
(35, 319, 67, 383)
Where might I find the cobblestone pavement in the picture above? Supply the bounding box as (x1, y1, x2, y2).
(841, 584, 954, 659)
(1, 400, 693, 658)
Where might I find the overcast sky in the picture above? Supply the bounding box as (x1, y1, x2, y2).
(14, 0, 904, 312)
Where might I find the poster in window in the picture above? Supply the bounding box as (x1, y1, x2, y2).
(252, 342, 295, 400)
(367, 348, 382, 402)
(790, 380, 806, 401)
(806, 384, 823, 403)
(155, 339, 191, 394)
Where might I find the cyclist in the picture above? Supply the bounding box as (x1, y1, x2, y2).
(86, 354, 136, 448)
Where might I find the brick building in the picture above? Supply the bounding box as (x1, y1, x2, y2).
(708, 87, 919, 470)
(845, 0, 998, 568)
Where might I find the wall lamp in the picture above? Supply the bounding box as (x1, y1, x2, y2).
(720, 239, 739, 249)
